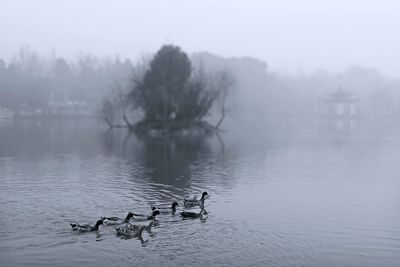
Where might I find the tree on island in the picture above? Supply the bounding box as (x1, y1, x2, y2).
(101, 44, 233, 134)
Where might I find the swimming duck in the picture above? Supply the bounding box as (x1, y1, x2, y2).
(131, 209, 160, 222)
(116, 221, 155, 238)
(180, 209, 208, 219)
(151, 201, 179, 215)
(101, 212, 134, 225)
(183, 191, 208, 209)
(70, 219, 104, 232)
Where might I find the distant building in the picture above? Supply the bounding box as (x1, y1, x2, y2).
(47, 89, 90, 117)
(319, 88, 359, 118)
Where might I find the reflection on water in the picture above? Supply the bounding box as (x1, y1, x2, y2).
(135, 133, 213, 187)
(100, 126, 216, 190)
(0, 118, 400, 266)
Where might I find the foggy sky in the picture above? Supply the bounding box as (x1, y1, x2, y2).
(1, 0, 399, 77)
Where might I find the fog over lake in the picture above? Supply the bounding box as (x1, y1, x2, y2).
(1, 1, 400, 266)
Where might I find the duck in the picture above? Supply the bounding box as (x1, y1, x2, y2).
(116, 221, 155, 238)
(151, 201, 179, 215)
(180, 209, 208, 219)
(70, 219, 104, 232)
(183, 191, 208, 209)
(131, 209, 160, 222)
(101, 212, 135, 225)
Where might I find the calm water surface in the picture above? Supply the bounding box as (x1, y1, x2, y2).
(0, 118, 399, 266)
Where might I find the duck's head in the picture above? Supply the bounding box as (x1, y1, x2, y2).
(171, 201, 179, 212)
(95, 219, 104, 227)
(152, 209, 160, 217)
(126, 212, 134, 220)
(171, 201, 179, 209)
(201, 192, 209, 199)
(151, 206, 157, 211)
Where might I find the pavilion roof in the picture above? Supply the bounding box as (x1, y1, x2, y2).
(323, 88, 358, 103)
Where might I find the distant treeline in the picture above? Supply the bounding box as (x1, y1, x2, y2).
(1, 46, 400, 119)
(194, 53, 400, 118)
(0, 46, 133, 116)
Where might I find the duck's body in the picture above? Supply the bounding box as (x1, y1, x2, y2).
(183, 192, 208, 209)
(131, 210, 160, 222)
(102, 212, 134, 225)
(70, 219, 104, 232)
(116, 221, 155, 238)
(180, 209, 208, 219)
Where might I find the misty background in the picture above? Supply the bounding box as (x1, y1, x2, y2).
(2, 0, 400, 77)
(1, 0, 400, 120)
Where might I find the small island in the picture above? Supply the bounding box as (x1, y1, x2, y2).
(100, 45, 233, 136)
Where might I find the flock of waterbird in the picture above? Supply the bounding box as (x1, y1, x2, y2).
(70, 191, 209, 239)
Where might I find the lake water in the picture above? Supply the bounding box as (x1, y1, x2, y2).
(0, 118, 399, 266)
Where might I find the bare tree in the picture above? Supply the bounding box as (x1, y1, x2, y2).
(212, 71, 234, 129)
(99, 98, 116, 128)
(112, 80, 133, 130)
(99, 80, 132, 129)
